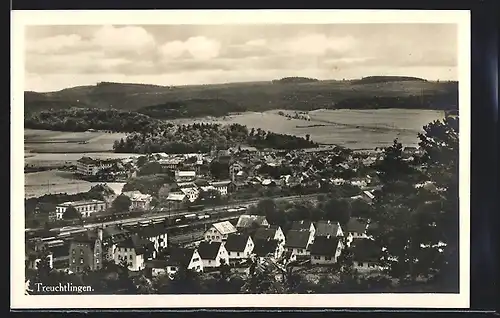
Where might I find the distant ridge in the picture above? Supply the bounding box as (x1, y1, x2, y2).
(24, 76, 458, 116)
(353, 76, 428, 84)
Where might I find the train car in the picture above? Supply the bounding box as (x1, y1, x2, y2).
(187, 205, 205, 212)
(197, 214, 210, 220)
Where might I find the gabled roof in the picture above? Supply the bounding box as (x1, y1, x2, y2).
(197, 241, 222, 260)
(350, 239, 381, 262)
(116, 234, 153, 255)
(253, 238, 279, 257)
(346, 218, 368, 234)
(309, 236, 340, 256)
(253, 227, 278, 241)
(290, 220, 313, 231)
(212, 221, 237, 235)
(224, 234, 251, 252)
(161, 247, 196, 267)
(236, 215, 268, 229)
(284, 230, 310, 248)
(315, 220, 341, 237)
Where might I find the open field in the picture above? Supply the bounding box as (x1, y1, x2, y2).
(24, 152, 140, 168)
(171, 108, 445, 149)
(24, 129, 128, 153)
(24, 170, 126, 198)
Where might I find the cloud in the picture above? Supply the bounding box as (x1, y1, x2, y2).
(276, 34, 357, 56)
(245, 39, 267, 46)
(91, 25, 156, 53)
(26, 34, 84, 54)
(159, 36, 221, 61)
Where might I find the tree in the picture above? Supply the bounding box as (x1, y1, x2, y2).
(323, 198, 351, 226)
(112, 195, 132, 212)
(138, 161, 163, 176)
(62, 205, 81, 220)
(417, 116, 459, 288)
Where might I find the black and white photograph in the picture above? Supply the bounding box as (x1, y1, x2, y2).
(11, 10, 470, 309)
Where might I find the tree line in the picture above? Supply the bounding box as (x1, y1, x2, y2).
(113, 123, 318, 154)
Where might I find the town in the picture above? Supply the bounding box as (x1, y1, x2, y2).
(25, 118, 458, 295)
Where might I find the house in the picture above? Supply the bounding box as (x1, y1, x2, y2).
(350, 239, 382, 271)
(309, 236, 343, 265)
(229, 161, 245, 182)
(284, 230, 314, 261)
(121, 191, 153, 211)
(197, 241, 230, 269)
(158, 158, 183, 171)
(179, 187, 200, 202)
(50, 241, 70, 270)
(25, 241, 54, 270)
(204, 221, 237, 242)
(68, 229, 103, 273)
(315, 220, 344, 238)
(145, 259, 170, 278)
(55, 199, 107, 219)
(160, 247, 203, 277)
(76, 157, 115, 176)
(290, 220, 316, 237)
(175, 170, 196, 182)
(100, 226, 132, 261)
(210, 180, 234, 196)
(361, 190, 375, 203)
(345, 218, 369, 245)
(235, 215, 269, 231)
(113, 234, 154, 271)
(253, 238, 283, 261)
(164, 193, 189, 210)
(129, 224, 169, 257)
(224, 233, 254, 261)
(253, 225, 286, 245)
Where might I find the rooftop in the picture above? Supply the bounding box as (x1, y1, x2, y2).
(284, 230, 310, 249)
(212, 221, 237, 235)
(197, 241, 222, 260)
(224, 234, 251, 252)
(58, 199, 106, 207)
(309, 236, 340, 256)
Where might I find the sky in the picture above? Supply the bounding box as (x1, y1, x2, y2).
(25, 24, 458, 92)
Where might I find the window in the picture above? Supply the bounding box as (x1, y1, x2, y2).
(96, 259, 99, 263)
(72, 258, 76, 264)
(359, 262, 364, 267)
(236, 252, 240, 257)
(72, 250, 75, 255)
(208, 260, 212, 264)
(314, 256, 320, 260)
(80, 258, 85, 264)
(325, 256, 332, 261)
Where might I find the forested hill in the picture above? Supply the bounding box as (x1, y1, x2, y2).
(24, 77, 458, 117)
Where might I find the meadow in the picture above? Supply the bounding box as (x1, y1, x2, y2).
(24, 129, 128, 153)
(24, 170, 126, 198)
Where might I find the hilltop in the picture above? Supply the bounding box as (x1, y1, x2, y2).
(24, 77, 458, 118)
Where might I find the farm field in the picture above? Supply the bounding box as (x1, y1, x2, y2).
(24, 129, 128, 153)
(171, 108, 446, 149)
(24, 170, 126, 198)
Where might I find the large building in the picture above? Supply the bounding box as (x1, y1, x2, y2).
(68, 229, 103, 273)
(76, 156, 116, 176)
(55, 199, 107, 219)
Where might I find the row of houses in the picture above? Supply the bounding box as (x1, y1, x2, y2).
(142, 214, 381, 278)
